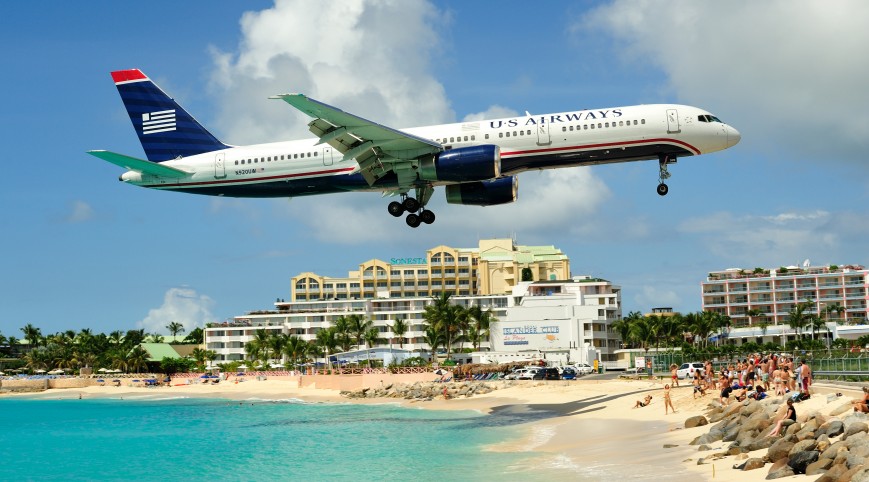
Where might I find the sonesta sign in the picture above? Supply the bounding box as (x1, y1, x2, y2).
(390, 257, 426, 265)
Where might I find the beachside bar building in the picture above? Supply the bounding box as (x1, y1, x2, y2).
(205, 239, 622, 367)
(701, 263, 869, 344)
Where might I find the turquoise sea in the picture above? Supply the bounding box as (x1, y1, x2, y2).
(0, 397, 554, 482)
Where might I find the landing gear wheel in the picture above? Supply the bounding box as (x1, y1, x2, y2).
(405, 213, 421, 228)
(403, 197, 420, 212)
(388, 201, 405, 217)
(420, 209, 435, 224)
(657, 183, 669, 196)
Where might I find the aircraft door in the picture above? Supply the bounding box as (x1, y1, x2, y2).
(537, 121, 551, 145)
(322, 147, 334, 166)
(214, 152, 226, 178)
(666, 109, 681, 134)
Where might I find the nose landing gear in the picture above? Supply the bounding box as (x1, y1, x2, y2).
(657, 155, 675, 196)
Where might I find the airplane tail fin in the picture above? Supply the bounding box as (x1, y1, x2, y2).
(111, 69, 229, 162)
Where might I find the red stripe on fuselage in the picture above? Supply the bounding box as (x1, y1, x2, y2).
(501, 138, 701, 157)
(144, 166, 356, 189)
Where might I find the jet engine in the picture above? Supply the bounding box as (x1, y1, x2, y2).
(444, 176, 518, 206)
(418, 145, 500, 182)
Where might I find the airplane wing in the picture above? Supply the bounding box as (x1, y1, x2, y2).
(87, 150, 190, 178)
(270, 93, 442, 188)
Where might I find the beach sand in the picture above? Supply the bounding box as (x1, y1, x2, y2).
(9, 376, 861, 481)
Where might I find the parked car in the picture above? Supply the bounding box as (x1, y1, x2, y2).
(504, 368, 529, 380)
(518, 368, 540, 380)
(542, 367, 560, 380)
(560, 367, 577, 380)
(574, 363, 594, 375)
(676, 362, 704, 379)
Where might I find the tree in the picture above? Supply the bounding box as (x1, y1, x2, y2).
(21, 324, 42, 349)
(825, 303, 845, 323)
(422, 324, 444, 363)
(332, 316, 353, 352)
(190, 347, 209, 371)
(391, 319, 408, 348)
(183, 327, 204, 345)
(786, 303, 810, 340)
(127, 346, 150, 373)
(282, 336, 308, 371)
(347, 314, 373, 350)
(466, 306, 495, 351)
(521, 267, 533, 281)
(423, 293, 464, 359)
(746, 308, 764, 327)
(166, 321, 186, 340)
(362, 327, 384, 368)
(315, 328, 338, 373)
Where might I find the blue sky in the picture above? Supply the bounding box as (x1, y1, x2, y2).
(2, 1, 868, 336)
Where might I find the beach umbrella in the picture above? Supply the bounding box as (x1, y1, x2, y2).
(97, 368, 108, 373)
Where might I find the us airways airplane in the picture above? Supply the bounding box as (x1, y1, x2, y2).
(89, 69, 740, 228)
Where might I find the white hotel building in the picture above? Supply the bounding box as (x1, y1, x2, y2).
(701, 264, 869, 344)
(204, 239, 623, 366)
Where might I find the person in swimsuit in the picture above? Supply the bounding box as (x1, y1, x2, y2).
(633, 394, 652, 408)
(670, 364, 679, 387)
(768, 399, 797, 437)
(852, 386, 869, 413)
(693, 371, 706, 399)
(664, 384, 676, 414)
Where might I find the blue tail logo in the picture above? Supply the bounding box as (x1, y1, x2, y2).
(111, 69, 229, 162)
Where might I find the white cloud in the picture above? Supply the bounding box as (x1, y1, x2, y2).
(209, 0, 453, 144)
(66, 200, 94, 223)
(580, 1, 869, 163)
(634, 285, 681, 311)
(138, 287, 215, 335)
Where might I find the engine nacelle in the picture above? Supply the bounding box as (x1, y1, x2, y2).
(445, 176, 518, 206)
(418, 145, 501, 182)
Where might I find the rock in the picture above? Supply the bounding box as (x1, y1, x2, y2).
(766, 464, 795, 479)
(743, 457, 765, 471)
(788, 450, 819, 474)
(851, 467, 869, 482)
(806, 457, 833, 475)
(820, 440, 847, 460)
(845, 431, 869, 449)
(823, 421, 845, 438)
(837, 465, 869, 482)
(785, 420, 802, 436)
(684, 415, 708, 428)
(767, 439, 795, 463)
(845, 453, 866, 469)
(742, 417, 771, 433)
(743, 434, 776, 452)
(844, 422, 869, 441)
(830, 403, 854, 417)
(789, 438, 818, 457)
(662, 444, 679, 449)
(697, 444, 712, 451)
(815, 463, 847, 482)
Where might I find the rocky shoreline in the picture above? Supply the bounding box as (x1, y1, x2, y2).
(684, 395, 869, 480)
(341, 380, 503, 401)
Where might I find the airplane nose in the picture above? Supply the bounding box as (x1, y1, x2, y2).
(726, 125, 741, 148)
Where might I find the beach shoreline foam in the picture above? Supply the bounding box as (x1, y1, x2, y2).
(5, 376, 864, 480)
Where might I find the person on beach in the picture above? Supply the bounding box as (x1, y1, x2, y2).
(633, 394, 652, 408)
(852, 386, 869, 413)
(768, 399, 797, 437)
(799, 359, 812, 395)
(669, 364, 679, 387)
(720, 382, 734, 406)
(692, 371, 706, 399)
(663, 384, 676, 414)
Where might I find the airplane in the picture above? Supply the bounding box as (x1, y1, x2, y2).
(89, 69, 740, 228)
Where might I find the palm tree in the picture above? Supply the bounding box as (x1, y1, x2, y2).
(466, 306, 495, 351)
(825, 303, 845, 324)
(124, 329, 146, 350)
(268, 333, 288, 366)
(423, 293, 463, 359)
(127, 346, 150, 373)
(166, 321, 185, 340)
(746, 308, 764, 327)
(347, 314, 373, 350)
(282, 335, 308, 370)
(362, 327, 384, 368)
(332, 316, 353, 352)
(786, 303, 810, 340)
(109, 330, 124, 347)
(251, 329, 273, 366)
(21, 323, 42, 349)
(391, 319, 408, 348)
(422, 325, 444, 363)
(190, 347, 209, 371)
(315, 328, 338, 373)
(183, 327, 204, 345)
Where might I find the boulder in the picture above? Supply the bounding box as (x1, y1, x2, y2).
(766, 464, 795, 479)
(742, 458, 765, 471)
(814, 463, 848, 482)
(837, 465, 869, 482)
(843, 422, 869, 441)
(742, 417, 771, 433)
(845, 453, 866, 469)
(767, 439, 795, 463)
(830, 403, 854, 417)
(851, 467, 869, 482)
(820, 440, 847, 460)
(743, 434, 776, 452)
(788, 450, 820, 474)
(789, 438, 818, 457)
(684, 415, 708, 428)
(821, 420, 845, 437)
(806, 457, 833, 475)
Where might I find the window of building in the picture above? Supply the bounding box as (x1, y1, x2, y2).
(349, 283, 360, 288)
(418, 269, 428, 275)
(390, 270, 400, 276)
(403, 269, 414, 276)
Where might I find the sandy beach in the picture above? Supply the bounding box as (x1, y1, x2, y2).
(7, 376, 865, 481)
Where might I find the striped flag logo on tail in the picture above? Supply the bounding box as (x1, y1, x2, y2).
(142, 109, 176, 135)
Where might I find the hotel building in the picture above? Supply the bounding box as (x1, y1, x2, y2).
(205, 239, 622, 366)
(701, 264, 869, 343)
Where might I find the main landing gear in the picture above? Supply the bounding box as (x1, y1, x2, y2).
(657, 155, 676, 196)
(388, 188, 436, 228)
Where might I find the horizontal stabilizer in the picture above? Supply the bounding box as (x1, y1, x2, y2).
(87, 150, 189, 178)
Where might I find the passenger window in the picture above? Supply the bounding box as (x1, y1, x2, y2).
(641, 119, 645, 124)
(464, 136, 468, 141)
(633, 120, 638, 125)
(314, 152, 318, 157)
(619, 121, 623, 126)
(597, 123, 602, 128)
(513, 131, 517, 136)
(294, 154, 298, 159)
(505, 132, 510, 137)
(527, 130, 531, 135)
(583, 125, 588, 130)
(590, 124, 595, 129)
(485, 134, 489, 139)
(234, 160, 238, 165)
(471, 135, 475, 141)
(450, 137, 454, 142)
(498, 133, 503, 138)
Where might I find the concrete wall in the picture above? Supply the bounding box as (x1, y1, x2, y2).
(300, 372, 444, 391)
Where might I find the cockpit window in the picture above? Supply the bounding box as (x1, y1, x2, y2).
(698, 114, 723, 123)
